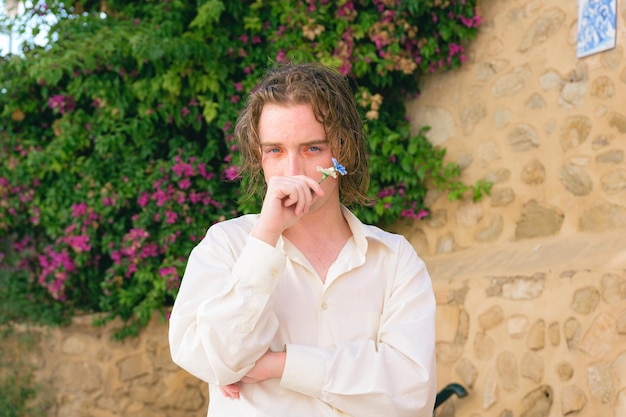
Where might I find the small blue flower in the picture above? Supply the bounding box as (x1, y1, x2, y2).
(316, 158, 348, 184)
(332, 158, 347, 176)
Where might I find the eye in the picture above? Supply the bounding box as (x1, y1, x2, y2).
(308, 146, 321, 152)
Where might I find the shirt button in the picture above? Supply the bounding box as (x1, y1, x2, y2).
(321, 302, 328, 310)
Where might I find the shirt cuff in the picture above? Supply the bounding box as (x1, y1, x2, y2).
(231, 237, 286, 294)
(280, 344, 329, 398)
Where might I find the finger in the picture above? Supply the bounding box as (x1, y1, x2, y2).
(298, 176, 322, 213)
(308, 180, 324, 197)
(288, 183, 306, 216)
(269, 175, 323, 216)
(282, 181, 311, 215)
(218, 384, 240, 399)
(218, 386, 231, 398)
(281, 187, 300, 209)
(300, 184, 314, 214)
(297, 185, 314, 216)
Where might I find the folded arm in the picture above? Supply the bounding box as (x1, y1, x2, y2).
(169, 226, 286, 385)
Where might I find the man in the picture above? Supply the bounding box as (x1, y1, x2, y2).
(169, 62, 436, 416)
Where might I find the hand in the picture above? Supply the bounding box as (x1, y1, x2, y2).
(218, 351, 286, 399)
(252, 175, 323, 246)
(219, 383, 241, 399)
(240, 351, 286, 383)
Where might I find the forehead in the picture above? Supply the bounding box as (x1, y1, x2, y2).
(258, 102, 326, 143)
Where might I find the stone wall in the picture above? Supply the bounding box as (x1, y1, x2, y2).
(402, 0, 626, 255)
(9, 314, 209, 417)
(428, 229, 626, 417)
(399, 0, 626, 415)
(6, 0, 626, 416)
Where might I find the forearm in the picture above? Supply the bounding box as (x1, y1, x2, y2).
(240, 351, 286, 383)
(169, 234, 286, 385)
(280, 337, 436, 417)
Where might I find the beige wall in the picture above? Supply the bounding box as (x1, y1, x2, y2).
(426, 230, 626, 417)
(7, 1, 626, 416)
(401, 0, 626, 416)
(402, 0, 626, 255)
(8, 314, 208, 417)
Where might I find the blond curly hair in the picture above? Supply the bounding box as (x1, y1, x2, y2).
(235, 62, 370, 207)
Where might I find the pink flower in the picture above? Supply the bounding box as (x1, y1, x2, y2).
(126, 263, 138, 278)
(48, 94, 75, 114)
(152, 188, 168, 207)
(64, 235, 91, 252)
(378, 186, 395, 198)
(71, 202, 88, 217)
(401, 208, 429, 220)
(172, 159, 194, 177)
(128, 228, 149, 240)
(189, 190, 203, 204)
(159, 266, 177, 277)
(140, 243, 159, 258)
(13, 236, 32, 252)
(223, 166, 240, 181)
(138, 192, 150, 208)
(178, 178, 191, 189)
(111, 250, 122, 264)
(165, 210, 178, 224)
(37, 247, 77, 300)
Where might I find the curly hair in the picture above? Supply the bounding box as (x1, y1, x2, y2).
(235, 62, 370, 207)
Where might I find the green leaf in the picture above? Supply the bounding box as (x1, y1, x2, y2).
(189, 0, 226, 30)
(243, 16, 263, 31)
(200, 99, 219, 123)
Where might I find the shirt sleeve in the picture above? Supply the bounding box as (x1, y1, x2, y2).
(168, 223, 286, 385)
(279, 238, 437, 417)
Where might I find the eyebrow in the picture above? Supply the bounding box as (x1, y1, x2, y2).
(259, 139, 329, 147)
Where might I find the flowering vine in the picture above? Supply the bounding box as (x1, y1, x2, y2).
(0, 0, 486, 337)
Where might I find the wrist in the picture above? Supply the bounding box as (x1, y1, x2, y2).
(271, 351, 286, 379)
(251, 223, 282, 247)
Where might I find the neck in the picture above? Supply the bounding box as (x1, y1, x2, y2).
(284, 202, 350, 242)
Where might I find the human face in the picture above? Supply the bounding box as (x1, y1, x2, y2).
(258, 102, 335, 190)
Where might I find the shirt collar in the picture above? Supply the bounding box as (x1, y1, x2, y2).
(340, 205, 395, 254)
(274, 205, 394, 256)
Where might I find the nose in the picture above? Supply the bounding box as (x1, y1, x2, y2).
(286, 153, 305, 176)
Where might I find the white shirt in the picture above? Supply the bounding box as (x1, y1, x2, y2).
(169, 207, 436, 417)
